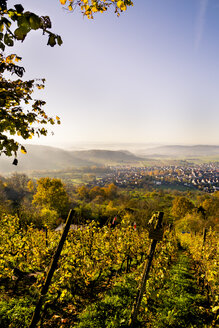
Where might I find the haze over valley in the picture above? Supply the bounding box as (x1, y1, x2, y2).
(1, 143, 219, 175)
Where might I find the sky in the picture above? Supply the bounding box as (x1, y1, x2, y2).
(6, 0, 219, 149)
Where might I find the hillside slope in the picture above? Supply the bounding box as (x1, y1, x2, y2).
(0, 145, 143, 174)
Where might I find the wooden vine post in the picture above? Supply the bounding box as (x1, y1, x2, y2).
(202, 227, 207, 247)
(29, 209, 74, 328)
(129, 211, 164, 328)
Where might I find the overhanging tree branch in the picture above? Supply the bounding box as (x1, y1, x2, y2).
(0, 1, 62, 159)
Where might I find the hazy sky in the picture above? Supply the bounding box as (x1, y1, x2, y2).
(6, 0, 219, 148)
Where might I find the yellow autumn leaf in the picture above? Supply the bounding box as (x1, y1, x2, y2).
(117, 0, 127, 11)
(21, 148, 27, 154)
(60, 0, 67, 5)
(15, 55, 21, 62)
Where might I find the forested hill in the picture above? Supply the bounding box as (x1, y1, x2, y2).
(0, 145, 143, 173)
(72, 149, 143, 163)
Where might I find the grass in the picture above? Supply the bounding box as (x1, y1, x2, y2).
(145, 251, 214, 328)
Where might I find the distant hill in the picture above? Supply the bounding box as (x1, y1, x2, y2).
(0, 145, 143, 174)
(72, 149, 143, 163)
(138, 145, 219, 158)
(1, 144, 219, 175)
(0, 145, 93, 174)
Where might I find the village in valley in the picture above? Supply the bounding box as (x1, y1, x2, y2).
(93, 162, 219, 193)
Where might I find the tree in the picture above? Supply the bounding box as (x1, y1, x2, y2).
(89, 186, 103, 200)
(103, 183, 118, 199)
(59, 0, 133, 18)
(77, 185, 90, 199)
(201, 197, 219, 218)
(175, 212, 204, 233)
(4, 173, 30, 208)
(171, 196, 194, 219)
(1, 0, 133, 158)
(32, 178, 70, 217)
(0, 177, 11, 213)
(0, 0, 62, 158)
(40, 207, 59, 229)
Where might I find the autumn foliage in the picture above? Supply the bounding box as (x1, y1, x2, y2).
(60, 0, 134, 18)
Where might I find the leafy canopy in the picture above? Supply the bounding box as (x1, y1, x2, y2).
(32, 177, 70, 217)
(1, 0, 133, 158)
(171, 196, 194, 219)
(0, 0, 62, 157)
(59, 0, 134, 19)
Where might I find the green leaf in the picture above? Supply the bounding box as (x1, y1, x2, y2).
(4, 33, 14, 46)
(17, 15, 29, 29)
(28, 14, 41, 30)
(47, 34, 56, 47)
(57, 36, 63, 46)
(0, 41, 5, 51)
(14, 26, 28, 41)
(0, 22, 4, 32)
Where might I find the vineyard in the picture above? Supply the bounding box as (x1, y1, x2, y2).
(0, 211, 218, 328)
(1, 0, 219, 327)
